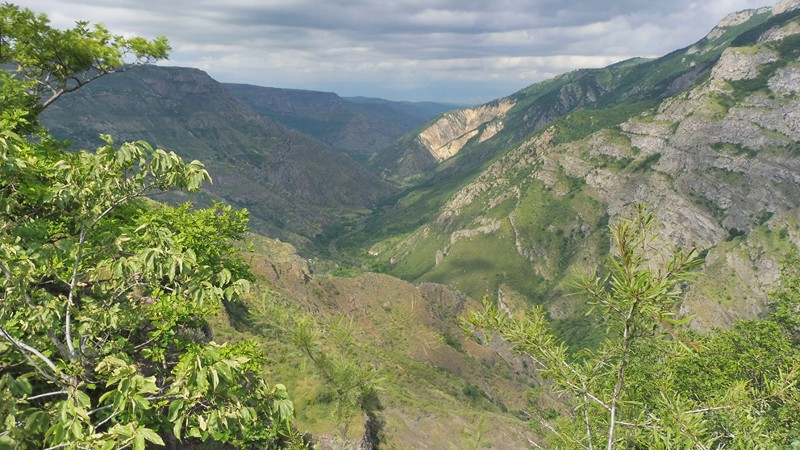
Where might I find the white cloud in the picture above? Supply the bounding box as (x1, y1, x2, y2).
(22, 0, 774, 102)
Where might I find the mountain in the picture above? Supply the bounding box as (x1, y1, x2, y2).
(366, 14, 768, 183)
(223, 84, 458, 162)
(39, 65, 396, 249)
(345, 1, 800, 335)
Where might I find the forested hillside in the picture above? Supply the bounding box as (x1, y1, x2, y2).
(223, 83, 456, 161)
(39, 65, 398, 251)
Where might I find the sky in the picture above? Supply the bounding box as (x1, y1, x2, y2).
(24, 0, 775, 104)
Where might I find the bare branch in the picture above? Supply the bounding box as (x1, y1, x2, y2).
(28, 390, 69, 401)
(0, 327, 59, 383)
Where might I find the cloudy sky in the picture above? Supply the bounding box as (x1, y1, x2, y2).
(26, 0, 773, 103)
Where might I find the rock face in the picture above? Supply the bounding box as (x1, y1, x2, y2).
(711, 48, 777, 81)
(775, 0, 800, 14)
(417, 99, 515, 161)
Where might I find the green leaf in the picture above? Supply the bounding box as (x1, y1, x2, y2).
(70, 421, 84, 440)
(215, 362, 232, 382)
(139, 428, 165, 446)
(210, 367, 219, 391)
(173, 419, 183, 440)
(24, 410, 49, 433)
(0, 435, 16, 450)
(75, 389, 91, 408)
(167, 398, 184, 422)
(132, 432, 145, 450)
(12, 376, 32, 396)
(198, 414, 207, 431)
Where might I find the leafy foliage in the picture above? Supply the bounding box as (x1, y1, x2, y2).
(771, 253, 800, 345)
(0, 3, 170, 117)
(0, 4, 304, 449)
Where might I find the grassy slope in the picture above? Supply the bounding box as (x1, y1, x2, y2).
(209, 233, 547, 449)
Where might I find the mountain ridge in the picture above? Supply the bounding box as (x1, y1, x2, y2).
(223, 83, 457, 162)
(40, 65, 399, 250)
(356, 0, 800, 334)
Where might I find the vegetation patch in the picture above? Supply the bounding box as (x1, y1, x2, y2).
(551, 101, 659, 145)
(710, 141, 758, 157)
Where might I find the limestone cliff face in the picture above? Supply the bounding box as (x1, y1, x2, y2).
(416, 99, 515, 162)
(535, 26, 800, 326)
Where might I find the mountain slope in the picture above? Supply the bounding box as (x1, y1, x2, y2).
(358, 1, 800, 334)
(223, 83, 457, 162)
(366, 8, 768, 183)
(40, 65, 396, 248)
(211, 233, 547, 449)
(349, 6, 787, 255)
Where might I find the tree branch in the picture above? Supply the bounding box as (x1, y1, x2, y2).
(0, 327, 59, 383)
(582, 389, 595, 450)
(64, 228, 85, 364)
(28, 390, 69, 401)
(39, 67, 113, 111)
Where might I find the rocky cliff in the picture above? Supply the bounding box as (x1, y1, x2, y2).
(417, 99, 515, 162)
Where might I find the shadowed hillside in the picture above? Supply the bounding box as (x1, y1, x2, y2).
(224, 84, 458, 162)
(40, 65, 397, 250)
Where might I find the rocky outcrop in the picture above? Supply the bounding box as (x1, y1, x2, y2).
(773, 0, 800, 14)
(759, 20, 800, 42)
(711, 47, 778, 81)
(768, 63, 800, 93)
(417, 99, 515, 161)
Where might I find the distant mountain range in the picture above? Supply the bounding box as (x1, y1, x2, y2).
(224, 83, 459, 161)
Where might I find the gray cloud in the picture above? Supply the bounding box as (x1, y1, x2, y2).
(26, 0, 771, 102)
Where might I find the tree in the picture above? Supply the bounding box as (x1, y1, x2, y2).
(0, 3, 170, 116)
(464, 205, 800, 448)
(0, 4, 303, 449)
(251, 292, 383, 445)
(770, 252, 800, 345)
